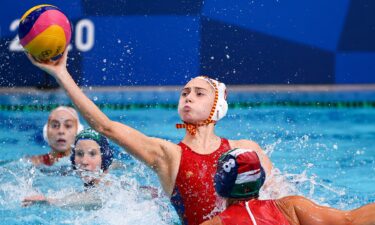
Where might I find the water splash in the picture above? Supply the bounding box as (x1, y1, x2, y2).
(0, 158, 177, 224)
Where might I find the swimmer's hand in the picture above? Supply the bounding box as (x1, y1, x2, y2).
(22, 195, 52, 207)
(25, 50, 69, 78)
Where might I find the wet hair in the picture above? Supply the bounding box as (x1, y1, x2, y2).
(70, 128, 113, 171)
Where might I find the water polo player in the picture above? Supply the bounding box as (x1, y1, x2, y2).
(23, 128, 114, 207)
(25, 50, 273, 224)
(201, 148, 375, 225)
(30, 106, 84, 166)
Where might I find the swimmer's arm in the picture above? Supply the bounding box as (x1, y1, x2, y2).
(26, 153, 49, 166)
(29, 155, 42, 166)
(22, 195, 51, 207)
(52, 192, 103, 209)
(200, 216, 223, 225)
(277, 196, 375, 225)
(23, 192, 102, 209)
(231, 139, 273, 175)
(26, 51, 180, 170)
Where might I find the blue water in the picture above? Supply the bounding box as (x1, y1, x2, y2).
(0, 89, 374, 224)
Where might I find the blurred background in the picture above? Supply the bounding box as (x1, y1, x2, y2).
(1, 0, 375, 87)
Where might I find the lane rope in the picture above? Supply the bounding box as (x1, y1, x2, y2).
(0, 101, 374, 111)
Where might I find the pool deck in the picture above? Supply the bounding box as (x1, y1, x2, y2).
(1, 84, 375, 93)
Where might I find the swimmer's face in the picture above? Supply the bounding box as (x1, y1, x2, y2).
(74, 139, 102, 176)
(178, 78, 215, 124)
(47, 110, 78, 153)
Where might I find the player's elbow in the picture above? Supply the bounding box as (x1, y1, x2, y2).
(344, 211, 356, 225)
(95, 120, 115, 137)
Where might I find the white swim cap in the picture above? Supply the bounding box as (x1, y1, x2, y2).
(43, 106, 84, 144)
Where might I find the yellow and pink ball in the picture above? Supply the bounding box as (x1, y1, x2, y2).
(18, 5, 72, 61)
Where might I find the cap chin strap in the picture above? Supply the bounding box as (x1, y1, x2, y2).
(176, 120, 216, 136)
(176, 77, 219, 136)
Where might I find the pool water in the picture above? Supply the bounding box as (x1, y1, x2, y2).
(0, 89, 374, 224)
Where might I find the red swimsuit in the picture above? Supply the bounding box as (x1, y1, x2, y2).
(219, 200, 290, 225)
(39, 152, 65, 166)
(171, 138, 231, 225)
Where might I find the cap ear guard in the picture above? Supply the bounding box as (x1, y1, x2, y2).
(212, 81, 228, 121)
(196, 76, 228, 122)
(77, 123, 84, 134)
(215, 154, 238, 198)
(43, 123, 49, 144)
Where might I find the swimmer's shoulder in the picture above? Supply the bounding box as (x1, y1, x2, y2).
(229, 139, 273, 172)
(28, 154, 47, 166)
(228, 139, 262, 151)
(149, 137, 182, 164)
(154, 137, 181, 152)
(29, 155, 40, 165)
